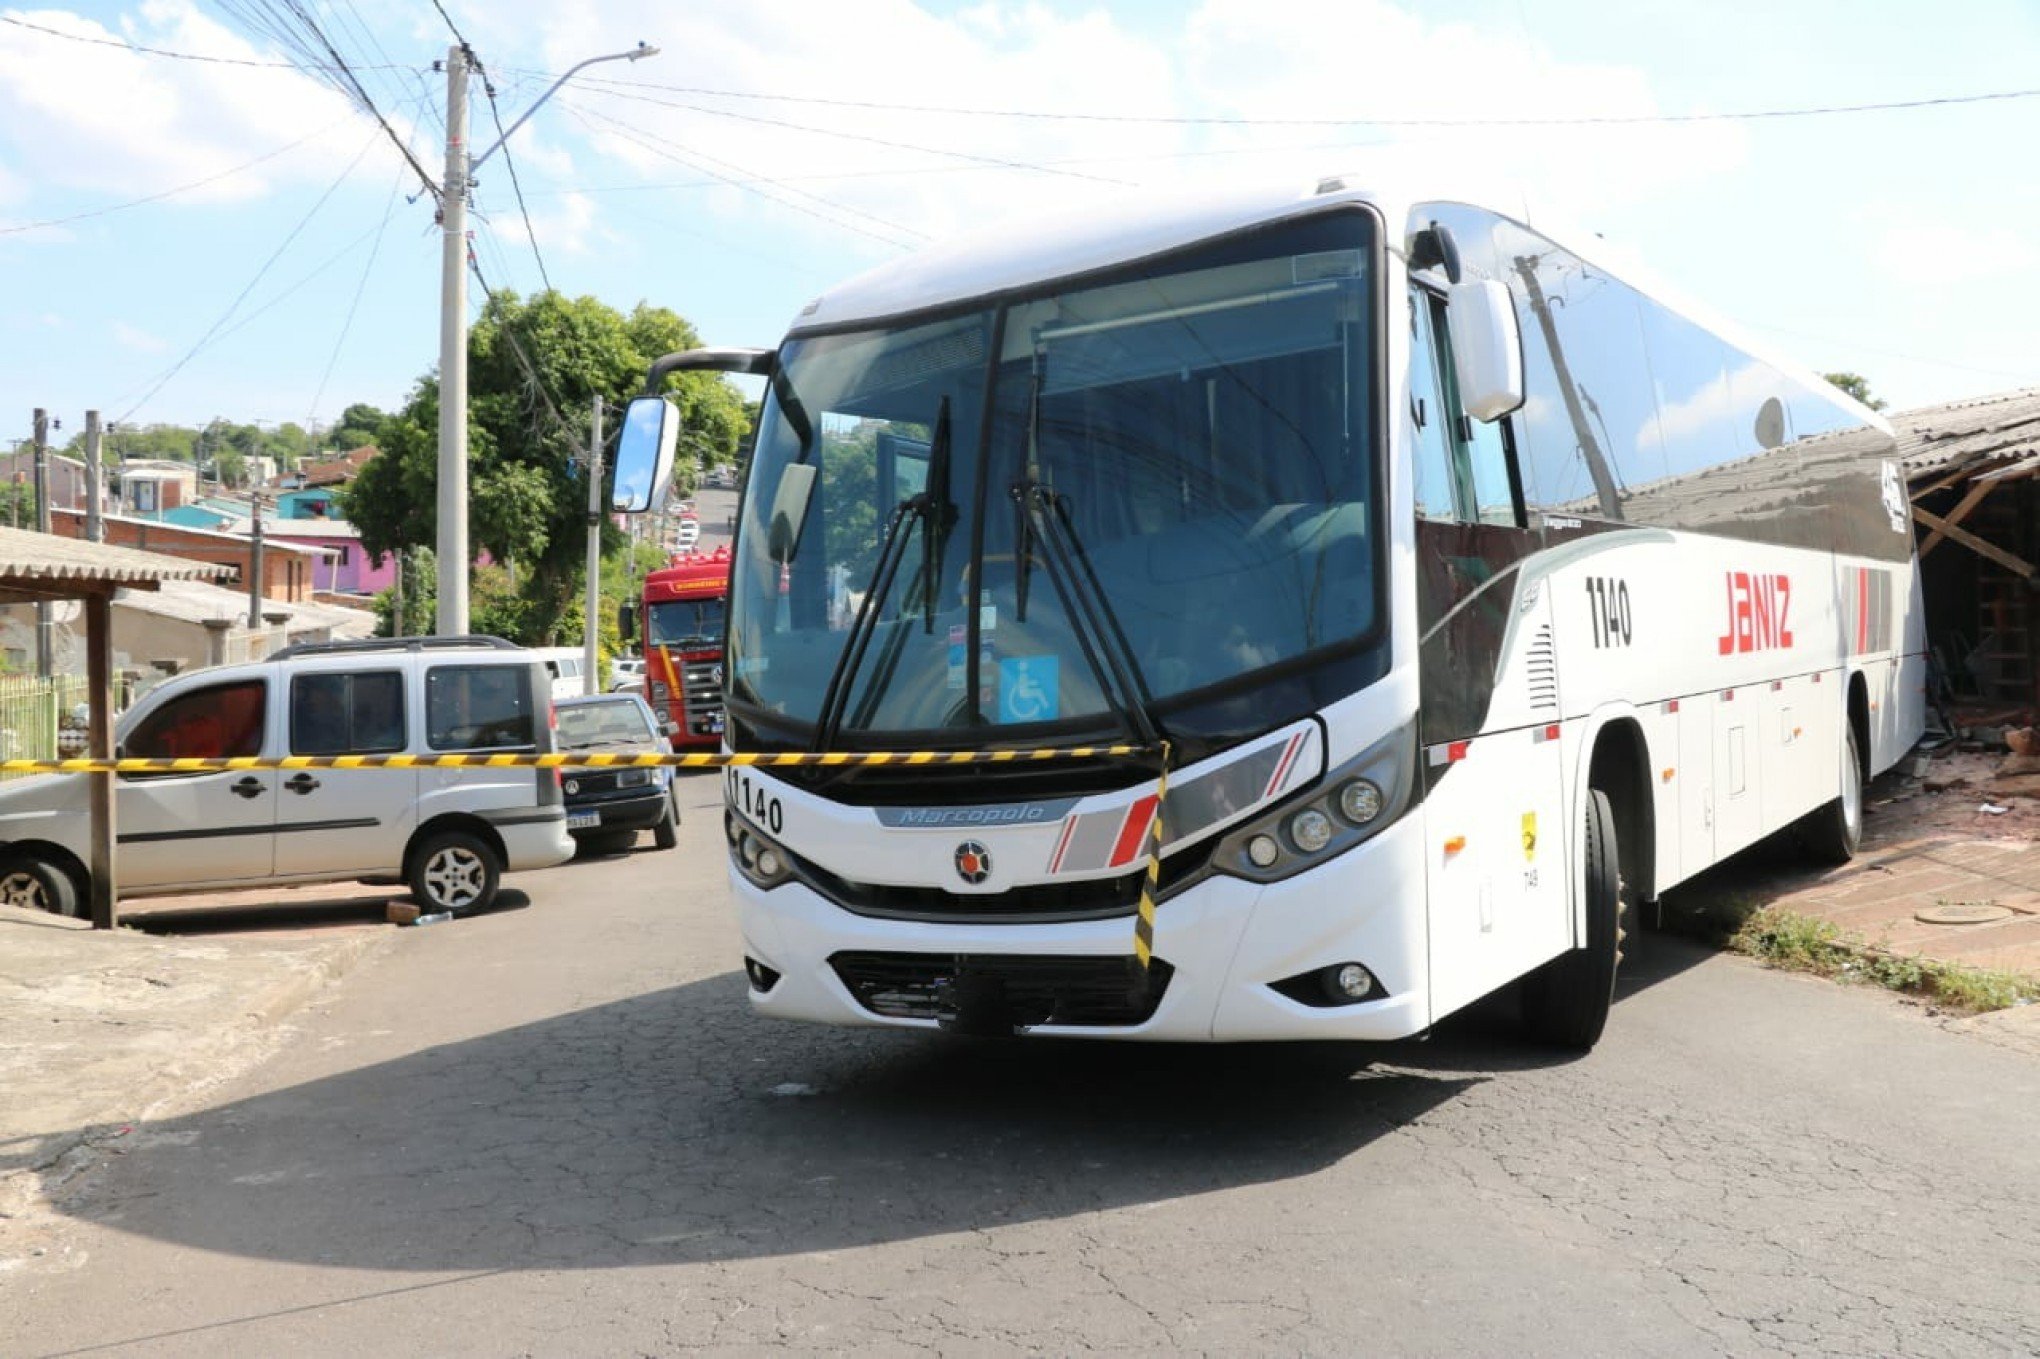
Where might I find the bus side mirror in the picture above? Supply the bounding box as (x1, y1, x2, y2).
(616, 600, 635, 642)
(1446, 279, 1526, 422)
(613, 397, 679, 514)
(766, 463, 817, 565)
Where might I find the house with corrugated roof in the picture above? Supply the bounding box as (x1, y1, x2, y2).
(1893, 387, 2039, 710)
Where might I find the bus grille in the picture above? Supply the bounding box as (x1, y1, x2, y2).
(829, 952, 1172, 1027)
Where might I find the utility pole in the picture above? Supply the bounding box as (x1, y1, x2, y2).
(32, 408, 51, 678)
(392, 546, 406, 637)
(583, 395, 604, 695)
(248, 491, 265, 629)
(433, 40, 660, 637)
(435, 43, 473, 638)
(83, 410, 103, 542)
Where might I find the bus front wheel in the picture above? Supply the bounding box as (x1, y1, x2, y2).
(1520, 788, 1624, 1051)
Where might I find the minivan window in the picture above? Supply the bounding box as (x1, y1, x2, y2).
(291, 671, 405, 756)
(125, 680, 266, 760)
(426, 664, 537, 751)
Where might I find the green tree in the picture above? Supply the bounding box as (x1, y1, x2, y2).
(340, 292, 749, 645)
(1823, 372, 1886, 411)
(326, 403, 388, 453)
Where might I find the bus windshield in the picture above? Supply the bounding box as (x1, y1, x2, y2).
(727, 210, 1381, 742)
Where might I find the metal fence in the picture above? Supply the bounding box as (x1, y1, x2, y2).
(0, 673, 133, 779)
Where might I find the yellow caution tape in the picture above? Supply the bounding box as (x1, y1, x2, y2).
(0, 745, 1151, 775)
(1132, 741, 1174, 971)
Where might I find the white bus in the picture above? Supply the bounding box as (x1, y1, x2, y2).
(621, 177, 1924, 1049)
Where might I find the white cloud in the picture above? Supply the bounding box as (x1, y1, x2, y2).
(0, 3, 412, 216)
(491, 0, 1746, 262)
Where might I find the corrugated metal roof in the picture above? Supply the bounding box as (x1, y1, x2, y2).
(1890, 386, 2040, 480)
(0, 526, 229, 588)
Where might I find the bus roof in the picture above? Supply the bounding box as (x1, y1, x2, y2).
(786, 173, 1888, 434)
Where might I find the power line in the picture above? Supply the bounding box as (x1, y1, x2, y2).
(426, 0, 472, 52)
(211, 0, 440, 198)
(563, 101, 925, 249)
(115, 130, 381, 423)
(308, 161, 409, 429)
(0, 119, 349, 236)
(573, 81, 1133, 187)
(0, 11, 407, 70)
(481, 74, 554, 292)
(560, 69, 2040, 130)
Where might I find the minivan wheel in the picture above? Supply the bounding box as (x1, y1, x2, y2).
(0, 853, 80, 917)
(408, 831, 502, 917)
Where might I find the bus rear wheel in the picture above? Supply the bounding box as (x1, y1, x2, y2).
(1521, 788, 1624, 1051)
(1798, 724, 1863, 865)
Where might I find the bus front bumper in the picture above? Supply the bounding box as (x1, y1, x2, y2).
(730, 815, 1432, 1042)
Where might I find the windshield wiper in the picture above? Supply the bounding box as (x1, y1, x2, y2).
(813, 396, 955, 748)
(1011, 478, 1161, 752)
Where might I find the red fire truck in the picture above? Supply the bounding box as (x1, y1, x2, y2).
(635, 545, 731, 750)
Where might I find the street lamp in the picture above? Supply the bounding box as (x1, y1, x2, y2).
(434, 40, 660, 638)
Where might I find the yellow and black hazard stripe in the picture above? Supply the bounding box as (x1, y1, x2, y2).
(1132, 742, 1174, 971)
(0, 745, 1151, 776)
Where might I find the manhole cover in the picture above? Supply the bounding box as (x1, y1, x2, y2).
(1915, 903, 2015, 925)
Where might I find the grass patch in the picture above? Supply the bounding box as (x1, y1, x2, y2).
(1728, 905, 2040, 1015)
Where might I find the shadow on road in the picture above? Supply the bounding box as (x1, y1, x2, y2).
(121, 890, 534, 936)
(47, 969, 1545, 1274)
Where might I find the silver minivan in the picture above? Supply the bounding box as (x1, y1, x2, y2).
(0, 636, 575, 918)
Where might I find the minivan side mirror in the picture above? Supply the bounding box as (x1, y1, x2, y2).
(1445, 279, 1526, 422)
(613, 396, 679, 514)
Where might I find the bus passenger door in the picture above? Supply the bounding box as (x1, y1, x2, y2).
(1409, 288, 1573, 1019)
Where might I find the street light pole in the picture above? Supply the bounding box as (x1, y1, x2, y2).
(433, 39, 660, 638)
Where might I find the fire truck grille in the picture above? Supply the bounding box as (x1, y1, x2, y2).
(828, 952, 1172, 1027)
(682, 661, 723, 736)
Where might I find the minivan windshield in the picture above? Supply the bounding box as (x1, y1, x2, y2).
(726, 210, 1381, 743)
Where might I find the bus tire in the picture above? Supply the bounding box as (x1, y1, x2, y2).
(1799, 724, 1862, 866)
(1520, 788, 1623, 1051)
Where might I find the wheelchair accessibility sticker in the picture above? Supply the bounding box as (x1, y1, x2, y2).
(998, 655, 1059, 724)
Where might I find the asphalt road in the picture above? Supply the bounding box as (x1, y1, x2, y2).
(8, 770, 2040, 1356)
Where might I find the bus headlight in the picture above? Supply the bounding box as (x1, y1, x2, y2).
(1210, 722, 1413, 885)
(729, 821, 794, 890)
(1287, 809, 1334, 854)
(1337, 778, 1383, 825)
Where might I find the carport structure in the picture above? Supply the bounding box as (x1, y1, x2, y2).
(0, 526, 228, 928)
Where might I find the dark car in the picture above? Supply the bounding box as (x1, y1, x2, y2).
(556, 693, 679, 852)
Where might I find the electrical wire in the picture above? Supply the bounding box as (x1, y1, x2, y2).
(562, 68, 2040, 129)
(114, 129, 381, 423)
(481, 75, 554, 292)
(573, 81, 1132, 187)
(307, 161, 409, 428)
(0, 11, 405, 70)
(212, 0, 440, 198)
(563, 101, 924, 249)
(0, 119, 349, 236)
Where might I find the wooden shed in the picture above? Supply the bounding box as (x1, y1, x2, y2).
(0, 527, 228, 927)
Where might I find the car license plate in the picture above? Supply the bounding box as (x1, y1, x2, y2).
(567, 811, 600, 830)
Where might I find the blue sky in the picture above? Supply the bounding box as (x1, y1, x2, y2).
(3, 0, 2037, 441)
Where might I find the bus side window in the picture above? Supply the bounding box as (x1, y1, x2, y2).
(1428, 294, 1525, 529)
(1408, 294, 1461, 523)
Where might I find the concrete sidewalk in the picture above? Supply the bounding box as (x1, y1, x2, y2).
(1665, 746, 2040, 1052)
(0, 887, 397, 1267)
